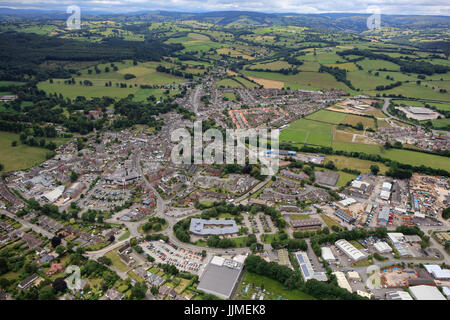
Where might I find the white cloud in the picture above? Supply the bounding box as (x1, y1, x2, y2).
(0, 0, 449, 15)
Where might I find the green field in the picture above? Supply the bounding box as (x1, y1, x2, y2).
(431, 118, 450, 129)
(305, 110, 347, 124)
(241, 69, 350, 91)
(331, 141, 450, 171)
(0, 132, 71, 172)
(281, 118, 333, 146)
(166, 33, 223, 52)
(38, 60, 185, 99)
(325, 155, 389, 174)
(215, 78, 244, 88)
(336, 171, 358, 187)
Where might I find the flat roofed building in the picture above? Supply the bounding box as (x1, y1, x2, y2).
(379, 190, 390, 201)
(335, 239, 367, 262)
(356, 290, 372, 299)
(388, 233, 405, 244)
(289, 217, 322, 230)
(295, 251, 327, 282)
(339, 198, 357, 207)
(377, 206, 390, 226)
(382, 182, 392, 191)
(409, 285, 446, 300)
(189, 218, 239, 236)
(332, 271, 352, 292)
(334, 209, 355, 224)
(404, 235, 422, 243)
(386, 290, 413, 300)
(443, 287, 450, 298)
(197, 256, 244, 300)
(347, 271, 361, 281)
(41, 186, 65, 203)
(424, 265, 450, 280)
(407, 107, 434, 115)
(321, 247, 336, 262)
(373, 241, 392, 253)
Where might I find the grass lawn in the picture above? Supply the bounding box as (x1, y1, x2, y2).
(336, 171, 358, 187)
(350, 240, 365, 250)
(223, 92, 237, 101)
(118, 231, 130, 241)
(320, 214, 340, 230)
(353, 259, 372, 267)
(105, 250, 130, 273)
(236, 271, 315, 300)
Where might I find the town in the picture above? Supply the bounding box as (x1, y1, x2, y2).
(0, 5, 449, 303)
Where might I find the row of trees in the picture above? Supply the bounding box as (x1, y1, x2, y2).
(244, 255, 364, 300)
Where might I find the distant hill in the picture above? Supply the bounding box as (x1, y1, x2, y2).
(0, 8, 449, 32)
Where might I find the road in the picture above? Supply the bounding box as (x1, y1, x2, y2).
(191, 85, 202, 114)
(0, 208, 64, 243)
(380, 97, 448, 135)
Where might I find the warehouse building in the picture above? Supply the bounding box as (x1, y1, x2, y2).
(321, 247, 336, 263)
(197, 256, 245, 299)
(332, 271, 352, 292)
(338, 198, 357, 207)
(335, 239, 367, 262)
(386, 290, 413, 300)
(388, 233, 412, 257)
(379, 182, 392, 200)
(377, 206, 390, 227)
(289, 217, 322, 230)
(295, 251, 327, 282)
(373, 241, 392, 253)
(334, 209, 355, 224)
(409, 285, 447, 300)
(424, 265, 450, 280)
(41, 186, 65, 203)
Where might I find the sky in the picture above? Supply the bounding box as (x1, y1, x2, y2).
(0, 0, 449, 16)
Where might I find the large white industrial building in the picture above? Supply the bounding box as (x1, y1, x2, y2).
(373, 241, 393, 253)
(424, 265, 450, 280)
(335, 239, 367, 262)
(332, 271, 352, 292)
(409, 285, 447, 300)
(321, 247, 336, 262)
